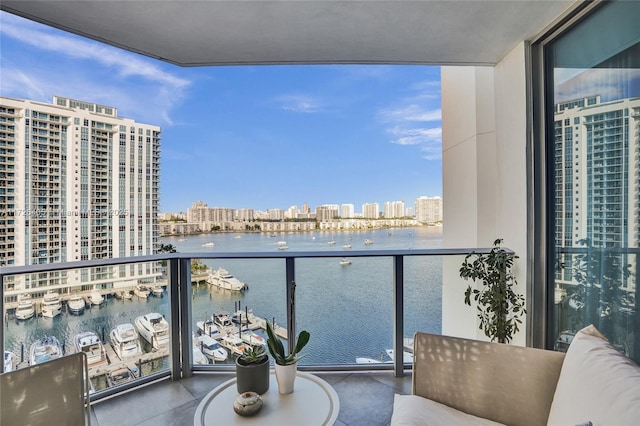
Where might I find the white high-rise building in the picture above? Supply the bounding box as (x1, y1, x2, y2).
(0, 96, 161, 292)
(415, 196, 442, 223)
(285, 205, 299, 219)
(362, 203, 379, 219)
(341, 204, 354, 218)
(384, 201, 406, 218)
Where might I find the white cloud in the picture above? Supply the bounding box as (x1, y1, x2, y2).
(380, 104, 441, 122)
(277, 95, 321, 113)
(555, 68, 640, 103)
(0, 13, 190, 125)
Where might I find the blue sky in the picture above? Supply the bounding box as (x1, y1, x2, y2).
(0, 12, 442, 213)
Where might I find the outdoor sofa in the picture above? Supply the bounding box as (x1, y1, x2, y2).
(391, 325, 640, 425)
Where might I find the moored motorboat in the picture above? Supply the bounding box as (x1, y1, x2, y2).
(134, 312, 170, 350)
(237, 329, 266, 348)
(202, 242, 215, 247)
(15, 294, 35, 320)
(74, 331, 107, 366)
(192, 342, 209, 365)
(213, 312, 234, 329)
(340, 258, 352, 266)
(364, 239, 374, 245)
(106, 366, 136, 387)
(195, 334, 228, 362)
(134, 284, 150, 298)
(90, 291, 105, 305)
(30, 335, 62, 365)
(41, 292, 62, 318)
(151, 285, 164, 297)
(109, 323, 142, 360)
(219, 334, 249, 357)
(206, 268, 248, 292)
(342, 244, 352, 249)
(196, 318, 221, 337)
(4, 351, 16, 372)
(67, 294, 86, 315)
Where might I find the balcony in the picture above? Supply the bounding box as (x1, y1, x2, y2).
(1, 246, 485, 425)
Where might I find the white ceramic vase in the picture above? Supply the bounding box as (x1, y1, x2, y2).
(274, 362, 297, 394)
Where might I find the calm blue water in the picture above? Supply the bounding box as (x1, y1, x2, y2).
(4, 227, 443, 373)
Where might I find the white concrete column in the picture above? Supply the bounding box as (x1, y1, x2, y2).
(441, 42, 529, 345)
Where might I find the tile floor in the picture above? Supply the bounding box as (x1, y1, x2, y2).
(90, 370, 412, 426)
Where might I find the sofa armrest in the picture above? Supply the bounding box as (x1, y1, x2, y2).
(412, 332, 565, 426)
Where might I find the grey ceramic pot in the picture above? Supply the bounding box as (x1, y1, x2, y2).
(235, 357, 270, 395)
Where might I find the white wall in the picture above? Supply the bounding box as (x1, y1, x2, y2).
(441, 42, 529, 345)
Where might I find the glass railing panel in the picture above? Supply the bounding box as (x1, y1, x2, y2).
(190, 258, 285, 367)
(2, 260, 171, 393)
(296, 256, 394, 365)
(403, 254, 444, 361)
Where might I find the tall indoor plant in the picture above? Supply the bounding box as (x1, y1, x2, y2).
(265, 321, 310, 394)
(235, 344, 270, 394)
(459, 238, 526, 343)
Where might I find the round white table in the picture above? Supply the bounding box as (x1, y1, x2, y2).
(194, 372, 340, 425)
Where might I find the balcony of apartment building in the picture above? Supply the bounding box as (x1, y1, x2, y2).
(1, 1, 639, 425)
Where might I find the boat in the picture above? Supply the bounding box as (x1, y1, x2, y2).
(196, 318, 222, 337)
(385, 349, 414, 364)
(219, 334, 249, 357)
(74, 331, 107, 366)
(134, 284, 151, 298)
(41, 292, 62, 318)
(30, 335, 62, 365)
(67, 294, 85, 315)
(151, 285, 164, 297)
(237, 329, 266, 348)
(213, 312, 234, 329)
(231, 309, 254, 325)
(106, 366, 137, 387)
(277, 244, 289, 250)
(277, 241, 287, 246)
(202, 242, 215, 247)
(119, 290, 133, 300)
(340, 258, 352, 266)
(554, 330, 575, 352)
(15, 294, 35, 320)
(134, 312, 170, 350)
(342, 244, 352, 249)
(206, 268, 248, 292)
(195, 334, 228, 362)
(89, 291, 105, 305)
(192, 341, 210, 365)
(4, 351, 16, 372)
(109, 323, 142, 360)
(364, 239, 374, 245)
(328, 240, 336, 245)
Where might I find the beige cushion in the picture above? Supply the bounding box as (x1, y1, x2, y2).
(547, 324, 640, 426)
(390, 394, 505, 426)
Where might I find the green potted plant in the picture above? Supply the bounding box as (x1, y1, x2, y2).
(235, 344, 270, 394)
(265, 320, 310, 394)
(459, 238, 526, 343)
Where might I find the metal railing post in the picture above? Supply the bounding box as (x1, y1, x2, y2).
(393, 255, 405, 377)
(285, 257, 296, 355)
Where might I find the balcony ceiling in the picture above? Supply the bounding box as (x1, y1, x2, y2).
(0, 0, 575, 67)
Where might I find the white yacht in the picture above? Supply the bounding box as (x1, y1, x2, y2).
(109, 323, 142, 360)
(134, 312, 170, 350)
(134, 284, 151, 298)
(89, 291, 105, 305)
(342, 244, 352, 249)
(15, 294, 35, 320)
(219, 334, 249, 357)
(4, 351, 16, 372)
(195, 334, 228, 362)
(192, 343, 209, 365)
(67, 294, 86, 315)
(340, 258, 352, 266)
(41, 292, 62, 318)
(151, 285, 164, 297)
(202, 242, 215, 247)
(364, 239, 374, 245)
(196, 318, 221, 338)
(237, 329, 266, 348)
(30, 335, 62, 365)
(74, 331, 107, 366)
(206, 268, 248, 292)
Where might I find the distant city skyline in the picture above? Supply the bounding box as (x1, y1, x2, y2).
(0, 12, 443, 213)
